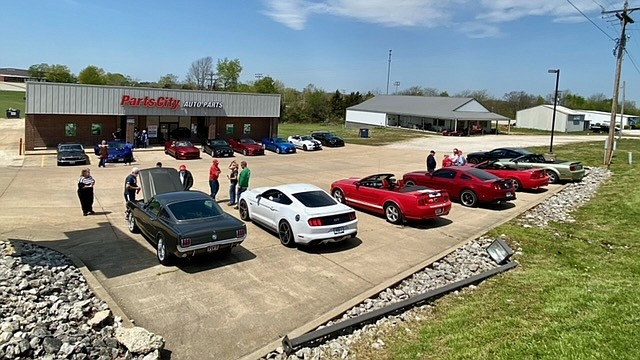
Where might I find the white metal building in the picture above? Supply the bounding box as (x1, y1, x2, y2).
(516, 105, 587, 132)
(345, 95, 510, 134)
(577, 109, 638, 128)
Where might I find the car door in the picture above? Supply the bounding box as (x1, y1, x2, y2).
(351, 178, 381, 211)
(137, 198, 162, 237)
(489, 149, 506, 160)
(252, 189, 283, 230)
(428, 169, 459, 196)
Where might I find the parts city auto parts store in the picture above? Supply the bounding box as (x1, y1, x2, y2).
(24, 82, 281, 150)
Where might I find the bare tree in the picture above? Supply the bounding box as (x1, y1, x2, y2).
(186, 57, 214, 90)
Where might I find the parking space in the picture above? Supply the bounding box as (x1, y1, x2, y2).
(0, 121, 584, 360)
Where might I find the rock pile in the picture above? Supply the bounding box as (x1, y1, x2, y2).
(0, 241, 164, 360)
(261, 167, 611, 360)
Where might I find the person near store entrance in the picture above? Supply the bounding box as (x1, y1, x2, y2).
(209, 159, 221, 200)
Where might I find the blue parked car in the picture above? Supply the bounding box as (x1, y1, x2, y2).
(261, 137, 297, 154)
(94, 140, 128, 163)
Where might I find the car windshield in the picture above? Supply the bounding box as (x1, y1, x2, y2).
(59, 145, 83, 152)
(168, 199, 224, 220)
(210, 140, 228, 146)
(467, 168, 500, 181)
(175, 141, 193, 147)
(108, 142, 125, 150)
(241, 139, 257, 145)
(274, 138, 286, 143)
(292, 190, 337, 208)
(300, 136, 313, 141)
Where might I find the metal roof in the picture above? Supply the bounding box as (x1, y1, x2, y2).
(347, 95, 511, 121)
(0, 68, 29, 77)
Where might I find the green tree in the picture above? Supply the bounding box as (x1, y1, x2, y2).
(303, 84, 330, 123)
(254, 76, 278, 94)
(28, 63, 50, 80)
(77, 65, 107, 85)
(105, 73, 134, 86)
(46, 64, 76, 83)
(216, 58, 242, 91)
(158, 74, 179, 88)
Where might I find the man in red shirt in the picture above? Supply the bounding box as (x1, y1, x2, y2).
(209, 159, 221, 200)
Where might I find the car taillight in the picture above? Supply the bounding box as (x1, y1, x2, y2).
(236, 228, 246, 238)
(570, 164, 580, 171)
(348, 212, 356, 221)
(308, 218, 324, 226)
(418, 192, 442, 205)
(180, 237, 192, 247)
(532, 171, 544, 178)
(494, 181, 506, 190)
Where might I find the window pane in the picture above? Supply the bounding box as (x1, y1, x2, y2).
(292, 190, 336, 208)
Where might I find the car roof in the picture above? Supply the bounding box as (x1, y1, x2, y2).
(258, 183, 324, 195)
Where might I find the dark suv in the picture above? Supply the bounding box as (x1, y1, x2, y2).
(311, 131, 345, 147)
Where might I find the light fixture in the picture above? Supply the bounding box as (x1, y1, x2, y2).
(486, 238, 514, 264)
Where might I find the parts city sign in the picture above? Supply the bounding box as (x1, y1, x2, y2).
(120, 95, 223, 111)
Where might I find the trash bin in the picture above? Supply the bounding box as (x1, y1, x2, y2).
(359, 128, 369, 138)
(5, 109, 20, 118)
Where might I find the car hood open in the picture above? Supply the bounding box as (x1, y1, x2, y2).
(139, 168, 184, 203)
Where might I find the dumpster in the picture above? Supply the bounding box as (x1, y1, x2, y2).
(6, 108, 20, 118)
(359, 128, 369, 138)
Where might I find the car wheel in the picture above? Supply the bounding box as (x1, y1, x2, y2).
(239, 200, 250, 221)
(303, 145, 308, 151)
(405, 180, 416, 186)
(127, 211, 139, 233)
(243, 149, 248, 156)
(511, 178, 522, 191)
(276, 147, 281, 154)
(460, 189, 478, 207)
(332, 188, 345, 203)
(546, 170, 559, 184)
(57, 162, 61, 166)
(384, 202, 404, 225)
(278, 220, 296, 248)
(164, 149, 168, 154)
(468, 157, 479, 165)
(156, 234, 173, 266)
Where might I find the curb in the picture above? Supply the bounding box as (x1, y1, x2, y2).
(10, 240, 135, 328)
(239, 183, 569, 360)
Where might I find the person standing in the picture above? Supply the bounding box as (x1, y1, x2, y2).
(442, 154, 453, 168)
(455, 150, 467, 166)
(209, 159, 222, 200)
(227, 160, 239, 206)
(426, 150, 436, 173)
(124, 168, 141, 203)
(156, 162, 163, 168)
(98, 140, 109, 168)
(123, 141, 134, 165)
(179, 164, 194, 191)
(235, 161, 251, 209)
(77, 168, 96, 216)
(451, 148, 460, 166)
(142, 129, 149, 148)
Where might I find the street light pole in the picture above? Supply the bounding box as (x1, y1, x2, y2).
(393, 81, 400, 94)
(548, 69, 560, 154)
(386, 49, 392, 95)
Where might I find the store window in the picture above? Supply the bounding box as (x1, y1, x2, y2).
(226, 124, 234, 135)
(65, 123, 77, 137)
(243, 124, 251, 134)
(91, 123, 102, 136)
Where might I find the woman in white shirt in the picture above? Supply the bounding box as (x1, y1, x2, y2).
(77, 168, 96, 216)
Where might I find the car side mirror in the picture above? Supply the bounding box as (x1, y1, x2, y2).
(355, 182, 360, 189)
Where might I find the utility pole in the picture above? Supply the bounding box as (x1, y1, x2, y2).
(619, 81, 625, 141)
(386, 49, 392, 95)
(602, 1, 639, 167)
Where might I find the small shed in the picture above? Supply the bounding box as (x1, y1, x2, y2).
(516, 105, 587, 132)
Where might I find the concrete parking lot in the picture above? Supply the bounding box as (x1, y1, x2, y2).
(0, 118, 605, 359)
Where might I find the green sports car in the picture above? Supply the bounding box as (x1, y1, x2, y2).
(496, 154, 585, 184)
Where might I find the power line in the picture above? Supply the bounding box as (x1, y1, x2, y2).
(623, 48, 640, 75)
(566, 0, 616, 41)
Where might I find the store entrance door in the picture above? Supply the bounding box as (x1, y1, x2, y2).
(159, 123, 179, 143)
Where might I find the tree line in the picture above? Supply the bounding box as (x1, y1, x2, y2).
(27, 58, 638, 122)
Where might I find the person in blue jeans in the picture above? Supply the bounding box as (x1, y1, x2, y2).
(209, 159, 221, 200)
(227, 161, 239, 205)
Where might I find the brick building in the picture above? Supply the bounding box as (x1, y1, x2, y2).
(25, 82, 281, 150)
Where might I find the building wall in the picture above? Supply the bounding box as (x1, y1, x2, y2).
(516, 107, 571, 132)
(212, 117, 275, 140)
(25, 114, 120, 149)
(345, 110, 387, 127)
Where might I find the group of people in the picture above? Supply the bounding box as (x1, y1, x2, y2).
(97, 139, 135, 168)
(133, 128, 149, 148)
(426, 148, 467, 173)
(208, 159, 251, 208)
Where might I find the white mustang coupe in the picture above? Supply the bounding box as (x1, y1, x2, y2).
(238, 184, 357, 247)
(287, 135, 323, 151)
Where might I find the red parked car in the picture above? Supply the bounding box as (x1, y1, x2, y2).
(164, 140, 201, 160)
(473, 160, 549, 191)
(330, 173, 452, 225)
(229, 138, 265, 156)
(402, 167, 515, 207)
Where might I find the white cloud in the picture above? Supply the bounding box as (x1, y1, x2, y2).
(262, 0, 604, 37)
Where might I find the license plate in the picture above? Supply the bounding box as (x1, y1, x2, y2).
(506, 192, 513, 198)
(69, 161, 76, 164)
(333, 227, 344, 235)
(206, 245, 219, 252)
(224, 154, 229, 157)
(435, 208, 444, 215)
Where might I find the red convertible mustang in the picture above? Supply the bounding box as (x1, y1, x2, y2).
(473, 160, 549, 191)
(330, 173, 451, 225)
(164, 140, 201, 160)
(229, 138, 265, 156)
(402, 167, 515, 207)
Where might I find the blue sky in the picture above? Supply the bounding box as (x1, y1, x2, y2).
(3, 0, 640, 102)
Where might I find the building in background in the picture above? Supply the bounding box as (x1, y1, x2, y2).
(25, 82, 280, 150)
(0, 68, 29, 83)
(577, 109, 637, 128)
(516, 105, 587, 132)
(345, 95, 510, 135)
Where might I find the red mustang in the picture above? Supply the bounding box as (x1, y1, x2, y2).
(164, 140, 201, 160)
(402, 167, 515, 207)
(330, 173, 451, 225)
(473, 160, 549, 191)
(229, 138, 265, 156)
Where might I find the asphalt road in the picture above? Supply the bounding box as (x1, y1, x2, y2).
(0, 118, 606, 359)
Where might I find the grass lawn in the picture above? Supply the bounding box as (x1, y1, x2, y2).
(0, 91, 26, 116)
(347, 139, 640, 360)
(278, 122, 430, 146)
